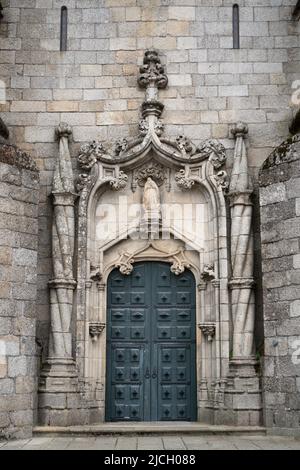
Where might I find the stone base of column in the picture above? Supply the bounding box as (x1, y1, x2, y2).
(214, 357, 262, 426)
(38, 358, 93, 426)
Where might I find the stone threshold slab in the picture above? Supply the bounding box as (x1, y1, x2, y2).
(34, 423, 266, 437)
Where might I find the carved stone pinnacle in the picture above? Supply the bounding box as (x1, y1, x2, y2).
(138, 50, 168, 90)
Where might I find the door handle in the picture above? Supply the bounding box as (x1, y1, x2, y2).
(145, 367, 150, 379)
(152, 367, 157, 379)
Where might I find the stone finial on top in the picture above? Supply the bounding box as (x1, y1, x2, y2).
(55, 122, 72, 140)
(138, 50, 167, 121)
(138, 50, 168, 90)
(229, 122, 252, 197)
(53, 122, 75, 195)
(231, 122, 248, 139)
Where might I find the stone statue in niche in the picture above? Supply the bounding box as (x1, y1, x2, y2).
(143, 177, 161, 220)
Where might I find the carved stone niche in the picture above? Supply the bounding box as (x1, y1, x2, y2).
(198, 323, 216, 342)
(89, 322, 105, 342)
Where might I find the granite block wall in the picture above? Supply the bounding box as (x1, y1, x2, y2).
(259, 135, 300, 435)
(0, 143, 39, 439)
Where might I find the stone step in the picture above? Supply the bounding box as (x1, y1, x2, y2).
(34, 423, 266, 437)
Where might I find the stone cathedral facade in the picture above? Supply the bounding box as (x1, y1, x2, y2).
(0, 0, 300, 439)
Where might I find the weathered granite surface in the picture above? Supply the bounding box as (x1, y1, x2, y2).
(259, 134, 300, 435)
(0, 144, 39, 439)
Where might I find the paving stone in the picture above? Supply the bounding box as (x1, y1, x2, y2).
(137, 437, 164, 450)
(92, 437, 117, 450)
(43, 438, 74, 450)
(1, 435, 300, 450)
(204, 436, 238, 450)
(162, 437, 186, 450)
(115, 437, 137, 450)
(66, 437, 97, 450)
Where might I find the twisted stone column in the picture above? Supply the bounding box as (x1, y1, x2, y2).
(229, 122, 255, 360)
(217, 123, 261, 427)
(48, 123, 77, 360)
(39, 124, 84, 426)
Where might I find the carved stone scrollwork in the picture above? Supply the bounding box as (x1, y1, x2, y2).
(90, 265, 102, 282)
(115, 253, 134, 276)
(114, 138, 129, 156)
(175, 135, 195, 155)
(138, 50, 168, 90)
(213, 170, 229, 191)
(170, 257, 191, 276)
(198, 323, 216, 342)
(197, 139, 226, 168)
(108, 170, 128, 191)
(134, 162, 166, 188)
(114, 244, 191, 277)
(89, 322, 105, 342)
(174, 169, 196, 190)
(201, 264, 216, 282)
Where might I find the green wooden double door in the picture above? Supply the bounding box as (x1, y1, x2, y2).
(106, 262, 197, 422)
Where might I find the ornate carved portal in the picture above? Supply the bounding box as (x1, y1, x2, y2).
(40, 50, 261, 427)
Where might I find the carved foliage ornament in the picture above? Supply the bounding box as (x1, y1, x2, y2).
(198, 323, 216, 342)
(213, 171, 229, 191)
(174, 169, 195, 190)
(108, 170, 128, 191)
(78, 141, 107, 170)
(89, 322, 105, 342)
(175, 135, 195, 155)
(76, 173, 92, 192)
(134, 162, 166, 188)
(198, 139, 226, 167)
(139, 118, 164, 136)
(201, 264, 216, 282)
(115, 138, 129, 156)
(175, 139, 228, 191)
